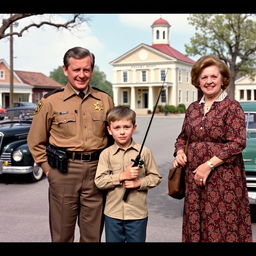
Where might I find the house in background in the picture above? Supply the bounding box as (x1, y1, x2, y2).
(0, 59, 62, 108)
(235, 75, 256, 102)
(110, 17, 197, 114)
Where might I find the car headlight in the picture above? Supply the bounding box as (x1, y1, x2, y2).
(13, 149, 23, 162)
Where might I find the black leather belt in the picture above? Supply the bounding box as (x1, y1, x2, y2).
(66, 149, 102, 162)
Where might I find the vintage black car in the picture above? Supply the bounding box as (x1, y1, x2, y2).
(0, 106, 44, 182)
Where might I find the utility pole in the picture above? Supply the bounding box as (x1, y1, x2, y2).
(9, 15, 14, 108)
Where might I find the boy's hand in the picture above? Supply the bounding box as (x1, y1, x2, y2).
(124, 179, 141, 189)
(119, 163, 139, 181)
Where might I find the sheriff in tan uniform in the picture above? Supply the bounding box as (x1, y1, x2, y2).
(28, 47, 114, 242)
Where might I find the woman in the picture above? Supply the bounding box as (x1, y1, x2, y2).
(173, 55, 252, 242)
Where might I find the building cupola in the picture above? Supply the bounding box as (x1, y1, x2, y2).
(151, 17, 170, 45)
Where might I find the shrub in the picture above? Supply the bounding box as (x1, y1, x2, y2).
(176, 104, 186, 113)
(164, 105, 176, 113)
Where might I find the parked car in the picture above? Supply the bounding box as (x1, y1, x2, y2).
(0, 107, 44, 182)
(0, 105, 6, 120)
(12, 102, 37, 108)
(5, 106, 35, 120)
(241, 102, 256, 204)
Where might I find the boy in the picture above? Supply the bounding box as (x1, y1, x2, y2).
(95, 105, 162, 242)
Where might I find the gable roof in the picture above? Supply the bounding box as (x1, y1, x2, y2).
(150, 44, 195, 64)
(110, 43, 195, 65)
(14, 70, 62, 88)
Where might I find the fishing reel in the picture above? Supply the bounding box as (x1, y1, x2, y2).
(131, 158, 144, 168)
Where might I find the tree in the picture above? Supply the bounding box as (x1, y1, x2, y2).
(50, 66, 67, 86)
(185, 14, 256, 99)
(50, 65, 113, 97)
(1, 13, 89, 107)
(0, 14, 88, 39)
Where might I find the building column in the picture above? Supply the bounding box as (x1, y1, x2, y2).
(29, 93, 33, 103)
(148, 86, 153, 111)
(130, 86, 136, 110)
(113, 86, 119, 106)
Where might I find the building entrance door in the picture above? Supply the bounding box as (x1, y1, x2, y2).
(142, 92, 148, 108)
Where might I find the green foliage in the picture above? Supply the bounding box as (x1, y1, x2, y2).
(164, 105, 177, 113)
(91, 66, 113, 97)
(176, 104, 186, 113)
(49, 66, 67, 85)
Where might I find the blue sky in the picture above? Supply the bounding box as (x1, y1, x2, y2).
(0, 14, 195, 83)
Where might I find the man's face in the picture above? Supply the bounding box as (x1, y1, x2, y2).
(62, 56, 93, 91)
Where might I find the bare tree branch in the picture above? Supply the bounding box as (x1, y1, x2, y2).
(0, 14, 86, 39)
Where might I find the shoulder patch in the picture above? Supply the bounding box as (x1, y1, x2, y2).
(43, 88, 64, 98)
(34, 99, 44, 114)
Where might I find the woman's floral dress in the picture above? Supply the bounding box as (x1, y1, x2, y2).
(175, 95, 252, 242)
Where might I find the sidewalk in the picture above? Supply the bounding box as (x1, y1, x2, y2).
(136, 113, 185, 118)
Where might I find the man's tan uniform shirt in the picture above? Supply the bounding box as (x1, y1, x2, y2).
(95, 140, 162, 220)
(28, 82, 114, 165)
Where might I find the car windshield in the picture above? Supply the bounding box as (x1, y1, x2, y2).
(247, 113, 256, 129)
(2, 106, 35, 121)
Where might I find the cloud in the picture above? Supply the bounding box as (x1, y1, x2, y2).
(0, 14, 104, 76)
(118, 13, 194, 34)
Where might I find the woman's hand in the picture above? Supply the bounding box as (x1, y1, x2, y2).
(193, 162, 212, 186)
(173, 149, 187, 168)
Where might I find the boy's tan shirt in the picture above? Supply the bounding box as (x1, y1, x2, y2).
(95, 140, 162, 220)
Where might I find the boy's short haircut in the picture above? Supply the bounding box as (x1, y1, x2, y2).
(107, 106, 136, 125)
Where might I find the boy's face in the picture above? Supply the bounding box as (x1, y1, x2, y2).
(107, 119, 136, 149)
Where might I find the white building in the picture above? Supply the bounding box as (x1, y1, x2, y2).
(235, 75, 256, 102)
(110, 17, 197, 114)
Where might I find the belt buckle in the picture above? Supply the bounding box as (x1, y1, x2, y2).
(83, 153, 92, 162)
(71, 152, 76, 161)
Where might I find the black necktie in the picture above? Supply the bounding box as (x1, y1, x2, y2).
(79, 91, 85, 99)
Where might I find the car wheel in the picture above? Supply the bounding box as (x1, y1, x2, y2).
(30, 162, 44, 182)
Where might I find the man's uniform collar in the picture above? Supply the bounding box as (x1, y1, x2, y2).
(63, 83, 101, 101)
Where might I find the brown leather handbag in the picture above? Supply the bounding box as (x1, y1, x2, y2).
(168, 141, 188, 199)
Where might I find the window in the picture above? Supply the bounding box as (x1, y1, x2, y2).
(186, 90, 189, 102)
(240, 90, 244, 100)
(247, 113, 256, 129)
(247, 90, 251, 101)
(160, 70, 166, 81)
(123, 71, 128, 83)
(254, 90, 256, 100)
(178, 69, 182, 82)
(0, 70, 4, 80)
(160, 89, 166, 103)
(178, 90, 182, 103)
(186, 71, 189, 83)
(142, 71, 147, 82)
(156, 30, 160, 39)
(122, 91, 128, 104)
(163, 31, 165, 39)
(193, 91, 196, 102)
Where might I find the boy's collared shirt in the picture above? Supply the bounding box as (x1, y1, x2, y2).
(95, 140, 162, 220)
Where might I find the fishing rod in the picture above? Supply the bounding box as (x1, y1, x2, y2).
(123, 71, 168, 201)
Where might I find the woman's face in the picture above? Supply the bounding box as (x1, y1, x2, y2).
(199, 65, 223, 99)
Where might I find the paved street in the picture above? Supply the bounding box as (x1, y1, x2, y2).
(0, 115, 255, 243)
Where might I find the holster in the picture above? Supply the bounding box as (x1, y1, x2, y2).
(46, 144, 68, 173)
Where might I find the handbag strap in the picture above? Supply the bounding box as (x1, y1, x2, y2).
(184, 137, 189, 155)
